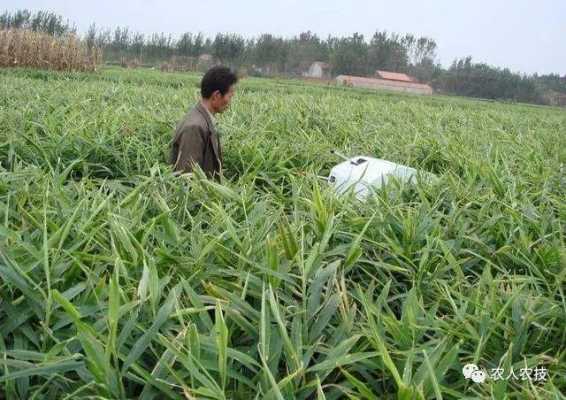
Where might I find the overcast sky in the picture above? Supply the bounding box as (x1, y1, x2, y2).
(4, 0, 565, 75)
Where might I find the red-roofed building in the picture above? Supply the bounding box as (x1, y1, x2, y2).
(375, 70, 416, 83)
(336, 71, 432, 95)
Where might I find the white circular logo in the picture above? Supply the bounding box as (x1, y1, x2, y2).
(463, 363, 479, 379)
(471, 369, 487, 383)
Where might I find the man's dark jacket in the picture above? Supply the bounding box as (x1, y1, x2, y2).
(169, 103, 222, 179)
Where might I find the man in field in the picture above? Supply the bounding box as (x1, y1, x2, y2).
(170, 66, 238, 180)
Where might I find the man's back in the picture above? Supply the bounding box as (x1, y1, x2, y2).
(169, 102, 222, 179)
(169, 66, 237, 179)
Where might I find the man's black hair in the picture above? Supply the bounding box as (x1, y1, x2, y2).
(201, 66, 238, 99)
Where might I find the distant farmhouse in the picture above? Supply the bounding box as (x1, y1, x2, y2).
(303, 61, 331, 79)
(336, 70, 433, 95)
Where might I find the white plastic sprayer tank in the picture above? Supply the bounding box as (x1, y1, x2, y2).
(328, 154, 426, 200)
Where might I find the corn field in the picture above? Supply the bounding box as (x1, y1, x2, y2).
(0, 67, 565, 399)
(0, 29, 102, 72)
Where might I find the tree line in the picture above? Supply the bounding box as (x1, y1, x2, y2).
(0, 9, 74, 36)
(84, 27, 438, 79)
(2, 9, 565, 106)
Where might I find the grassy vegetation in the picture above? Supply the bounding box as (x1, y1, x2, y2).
(0, 66, 565, 399)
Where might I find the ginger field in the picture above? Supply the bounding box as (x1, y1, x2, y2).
(0, 67, 565, 399)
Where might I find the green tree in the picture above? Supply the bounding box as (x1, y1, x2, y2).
(177, 32, 194, 57)
(85, 23, 97, 51)
(367, 31, 408, 73)
(329, 33, 368, 76)
(213, 33, 245, 67)
(254, 34, 289, 74)
(436, 57, 544, 103)
(286, 31, 329, 75)
(0, 9, 73, 36)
